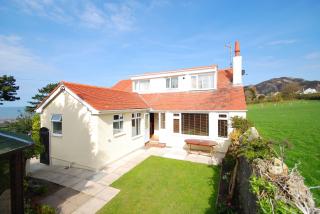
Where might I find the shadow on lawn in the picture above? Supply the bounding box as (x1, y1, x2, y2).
(205, 165, 221, 214)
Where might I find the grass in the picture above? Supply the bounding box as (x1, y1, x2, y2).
(98, 156, 220, 214)
(247, 100, 320, 205)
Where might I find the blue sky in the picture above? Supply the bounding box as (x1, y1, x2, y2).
(0, 0, 319, 107)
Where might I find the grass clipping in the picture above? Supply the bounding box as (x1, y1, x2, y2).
(252, 158, 319, 214)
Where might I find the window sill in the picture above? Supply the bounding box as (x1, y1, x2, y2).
(114, 132, 126, 138)
(52, 133, 62, 137)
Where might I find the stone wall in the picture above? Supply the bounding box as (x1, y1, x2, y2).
(235, 156, 258, 214)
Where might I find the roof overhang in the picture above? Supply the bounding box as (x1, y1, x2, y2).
(149, 109, 247, 113)
(96, 108, 151, 115)
(35, 83, 99, 114)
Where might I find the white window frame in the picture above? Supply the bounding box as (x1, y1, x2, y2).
(145, 113, 149, 129)
(218, 113, 229, 138)
(166, 76, 179, 89)
(160, 112, 166, 129)
(132, 113, 141, 137)
(173, 113, 181, 133)
(113, 114, 124, 136)
(51, 114, 62, 136)
(134, 80, 150, 91)
(191, 73, 214, 90)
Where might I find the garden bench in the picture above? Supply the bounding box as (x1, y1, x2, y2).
(185, 139, 217, 157)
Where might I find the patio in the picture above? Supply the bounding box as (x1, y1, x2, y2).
(29, 147, 224, 213)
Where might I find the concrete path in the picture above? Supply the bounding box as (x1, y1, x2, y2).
(30, 147, 224, 214)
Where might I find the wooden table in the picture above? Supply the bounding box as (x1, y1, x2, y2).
(185, 139, 217, 157)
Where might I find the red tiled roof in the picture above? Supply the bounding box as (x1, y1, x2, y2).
(218, 68, 233, 89)
(62, 82, 148, 110)
(141, 86, 246, 111)
(111, 79, 132, 92)
(37, 67, 246, 112)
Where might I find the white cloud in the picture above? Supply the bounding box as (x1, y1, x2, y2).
(305, 51, 320, 60)
(80, 4, 107, 28)
(267, 39, 297, 46)
(0, 34, 56, 75)
(13, 0, 141, 32)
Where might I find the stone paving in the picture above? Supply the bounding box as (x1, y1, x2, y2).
(29, 147, 224, 214)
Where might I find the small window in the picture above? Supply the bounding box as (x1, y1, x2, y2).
(132, 113, 141, 137)
(161, 113, 165, 129)
(173, 113, 180, 117)
(191, 76, 197, 88)
(218, 119, 228, 138)
(135, 80, 150, 91)
(51, 114, 62, 135)
(166, 77, 178, 89)
(113, 114, 124, 135)
(219, 114, 227, 118)
(191, 73, 214, 89)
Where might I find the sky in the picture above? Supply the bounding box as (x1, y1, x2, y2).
(0, 0, 319, 107)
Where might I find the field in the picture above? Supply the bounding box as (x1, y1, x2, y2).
(98, 156, 220, 214)
(247, 100, 320, 205)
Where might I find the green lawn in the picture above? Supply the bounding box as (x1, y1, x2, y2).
(247, 100, 320, 205)
(98, 156, 220, 214)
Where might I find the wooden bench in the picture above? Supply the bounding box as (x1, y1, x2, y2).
(185, 139, 217, 157)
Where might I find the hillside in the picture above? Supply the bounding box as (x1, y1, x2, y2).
(246, 77, 320, 95)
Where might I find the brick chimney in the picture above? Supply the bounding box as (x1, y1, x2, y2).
(233, 41, 242, 85)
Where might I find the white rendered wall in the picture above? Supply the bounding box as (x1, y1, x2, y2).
(40, 91, 100, 170)
(233, 56, 242, 85)
(132, 69, 217, 94)
(40, 91, 148, 171)
(157, 111, 246, 152)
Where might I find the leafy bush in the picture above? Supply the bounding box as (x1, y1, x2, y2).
(229, 129, 242, 144)
(296, 92, 320, 100)
(38, 204, 55, 214)
(238, 137, 275, 162)
(231, 116, 253, 134)
(24, 114, 43, 160)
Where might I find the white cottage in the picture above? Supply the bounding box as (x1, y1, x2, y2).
(36, 41, 247, 171)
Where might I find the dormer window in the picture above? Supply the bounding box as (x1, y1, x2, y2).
(166, 77, 178, 89)
(134, 80, 150, 91)
(191, 73, 214, 89)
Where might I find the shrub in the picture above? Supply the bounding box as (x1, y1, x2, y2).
(229, 129, 242, 144)
(24, 114, 43, 160)
(250, 176, 301, 214)
(37, 204, 55, 214)
(231, 116, 253, 134)
(238, 138, 275, 162)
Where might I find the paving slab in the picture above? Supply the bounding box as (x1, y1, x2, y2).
(72, 197, 106, 214)
(95, 186, 120, 202)
(96, 173, 122, 186)
(71, 180, 106, 196)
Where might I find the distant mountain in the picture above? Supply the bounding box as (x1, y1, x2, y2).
(246, 77, 320, 95)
